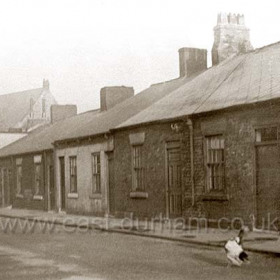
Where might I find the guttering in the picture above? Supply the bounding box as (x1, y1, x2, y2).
(186, 118, 195, 206)
(53, 131, 111, 147)
(0, 148, 53, 160)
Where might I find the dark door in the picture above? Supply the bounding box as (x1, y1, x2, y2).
(3, 169, 10, 207)
(256, 144, 280, 230)
(49, 165, 55, 210)
(59, 157, 66, 210)
(167, 146, 182, 218)
(0, 169, 3, 207)
(107, 152, 115, 215)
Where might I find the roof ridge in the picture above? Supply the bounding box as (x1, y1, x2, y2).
(0, 87, 43, 98)
(254, 41, 280, 53)
(150, 76, 185, 87)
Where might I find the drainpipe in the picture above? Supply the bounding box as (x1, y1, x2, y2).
(43, 150, 49, 212)
(187, 118, 195, 206)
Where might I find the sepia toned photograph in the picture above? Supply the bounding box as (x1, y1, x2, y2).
(1, 0, 280, 279)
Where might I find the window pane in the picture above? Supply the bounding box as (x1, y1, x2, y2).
(92, 153, 101, 193)
(206, 135, 225, 191)
(132, 146, 144, 191)
(69, 157, 77, 193)
(255, 127, 277, 142)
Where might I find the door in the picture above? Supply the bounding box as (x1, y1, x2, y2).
(256, 144, 280, 230)
(49, 165, 55, 210)
(3, 169, 11, 206)
(167, 145, 182, 218)
(107, 152, 115, 215)
(0, 169, 3, 207)
(1, 169, 11, 207)
(59, 157, 66, 211)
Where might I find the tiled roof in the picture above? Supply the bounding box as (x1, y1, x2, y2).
(117, 42, 280, 129)
(0, 75, 191, 157)
(0, 88, 43, 132)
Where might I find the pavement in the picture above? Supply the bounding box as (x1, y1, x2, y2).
(0, 207, 280, 256)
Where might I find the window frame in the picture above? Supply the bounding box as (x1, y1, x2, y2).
(34, 163, 42, 196)
(255, 125, 278, 144)
(69, 156, 77, 194)
(15, 158, 23, 197)
(131, 145, 145, 191)
(204, 134, 225, 193)
(91, 153, 101, 194)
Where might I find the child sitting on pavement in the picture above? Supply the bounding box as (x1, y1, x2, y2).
(225, 227, 249, 267)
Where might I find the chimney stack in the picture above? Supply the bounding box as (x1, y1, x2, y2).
(212, 13, 253, 66)
(43, 79, 50, 90)
(100, 86, 134, 111)
(50, 105, 77, 124)
(178, 48, 207, 77)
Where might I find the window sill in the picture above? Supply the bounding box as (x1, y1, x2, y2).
(33, 195, 43, 200)
(130, 191, 148, 199)
(67, 193, 78, 199)
(199, 193, 229, 201)
(16, 194, 24, 199)
(89, 193, 102, 199)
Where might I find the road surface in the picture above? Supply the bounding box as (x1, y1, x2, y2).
(0, 217, 280, 280)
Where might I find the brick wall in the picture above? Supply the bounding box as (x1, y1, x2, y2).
(113, 122, 190, 218)
(112, 100, 280, 226)
(190, 101, 280, 225)
(12, 153, 48, 211)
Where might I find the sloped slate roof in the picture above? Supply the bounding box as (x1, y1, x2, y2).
(0, 88, 43, 132)
(117, 42, 280, 129)
(0, 75, 191, 157)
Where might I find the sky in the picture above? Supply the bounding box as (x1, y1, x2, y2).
(0, 0, 279, 113)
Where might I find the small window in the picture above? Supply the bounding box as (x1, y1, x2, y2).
(255, 127, 277, 143)
(92, 153, 101, 193)
(16, 159, 23, 196)
(69, 156, 77, 193)
(205, 135, 225, 191)
(132, 145, 145, 191)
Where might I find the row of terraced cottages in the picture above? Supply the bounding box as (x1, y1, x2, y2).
(1, 42, 280, 229)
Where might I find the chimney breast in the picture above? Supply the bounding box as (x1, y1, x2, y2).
(179, 48, 207, 77)
(51, 105, 77, 124)
(100, 86, 134, 111)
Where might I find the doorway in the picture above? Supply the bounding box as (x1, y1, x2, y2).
(166, 142, 182, 218)
(256, 144, 280, 230)
(59, 157, 66, 211)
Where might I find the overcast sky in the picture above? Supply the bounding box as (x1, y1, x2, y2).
(0, 0, 279, 112)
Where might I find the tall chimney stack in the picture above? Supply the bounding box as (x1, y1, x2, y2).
(178, 48, 207, 77)
(212, 13, 253, 66)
